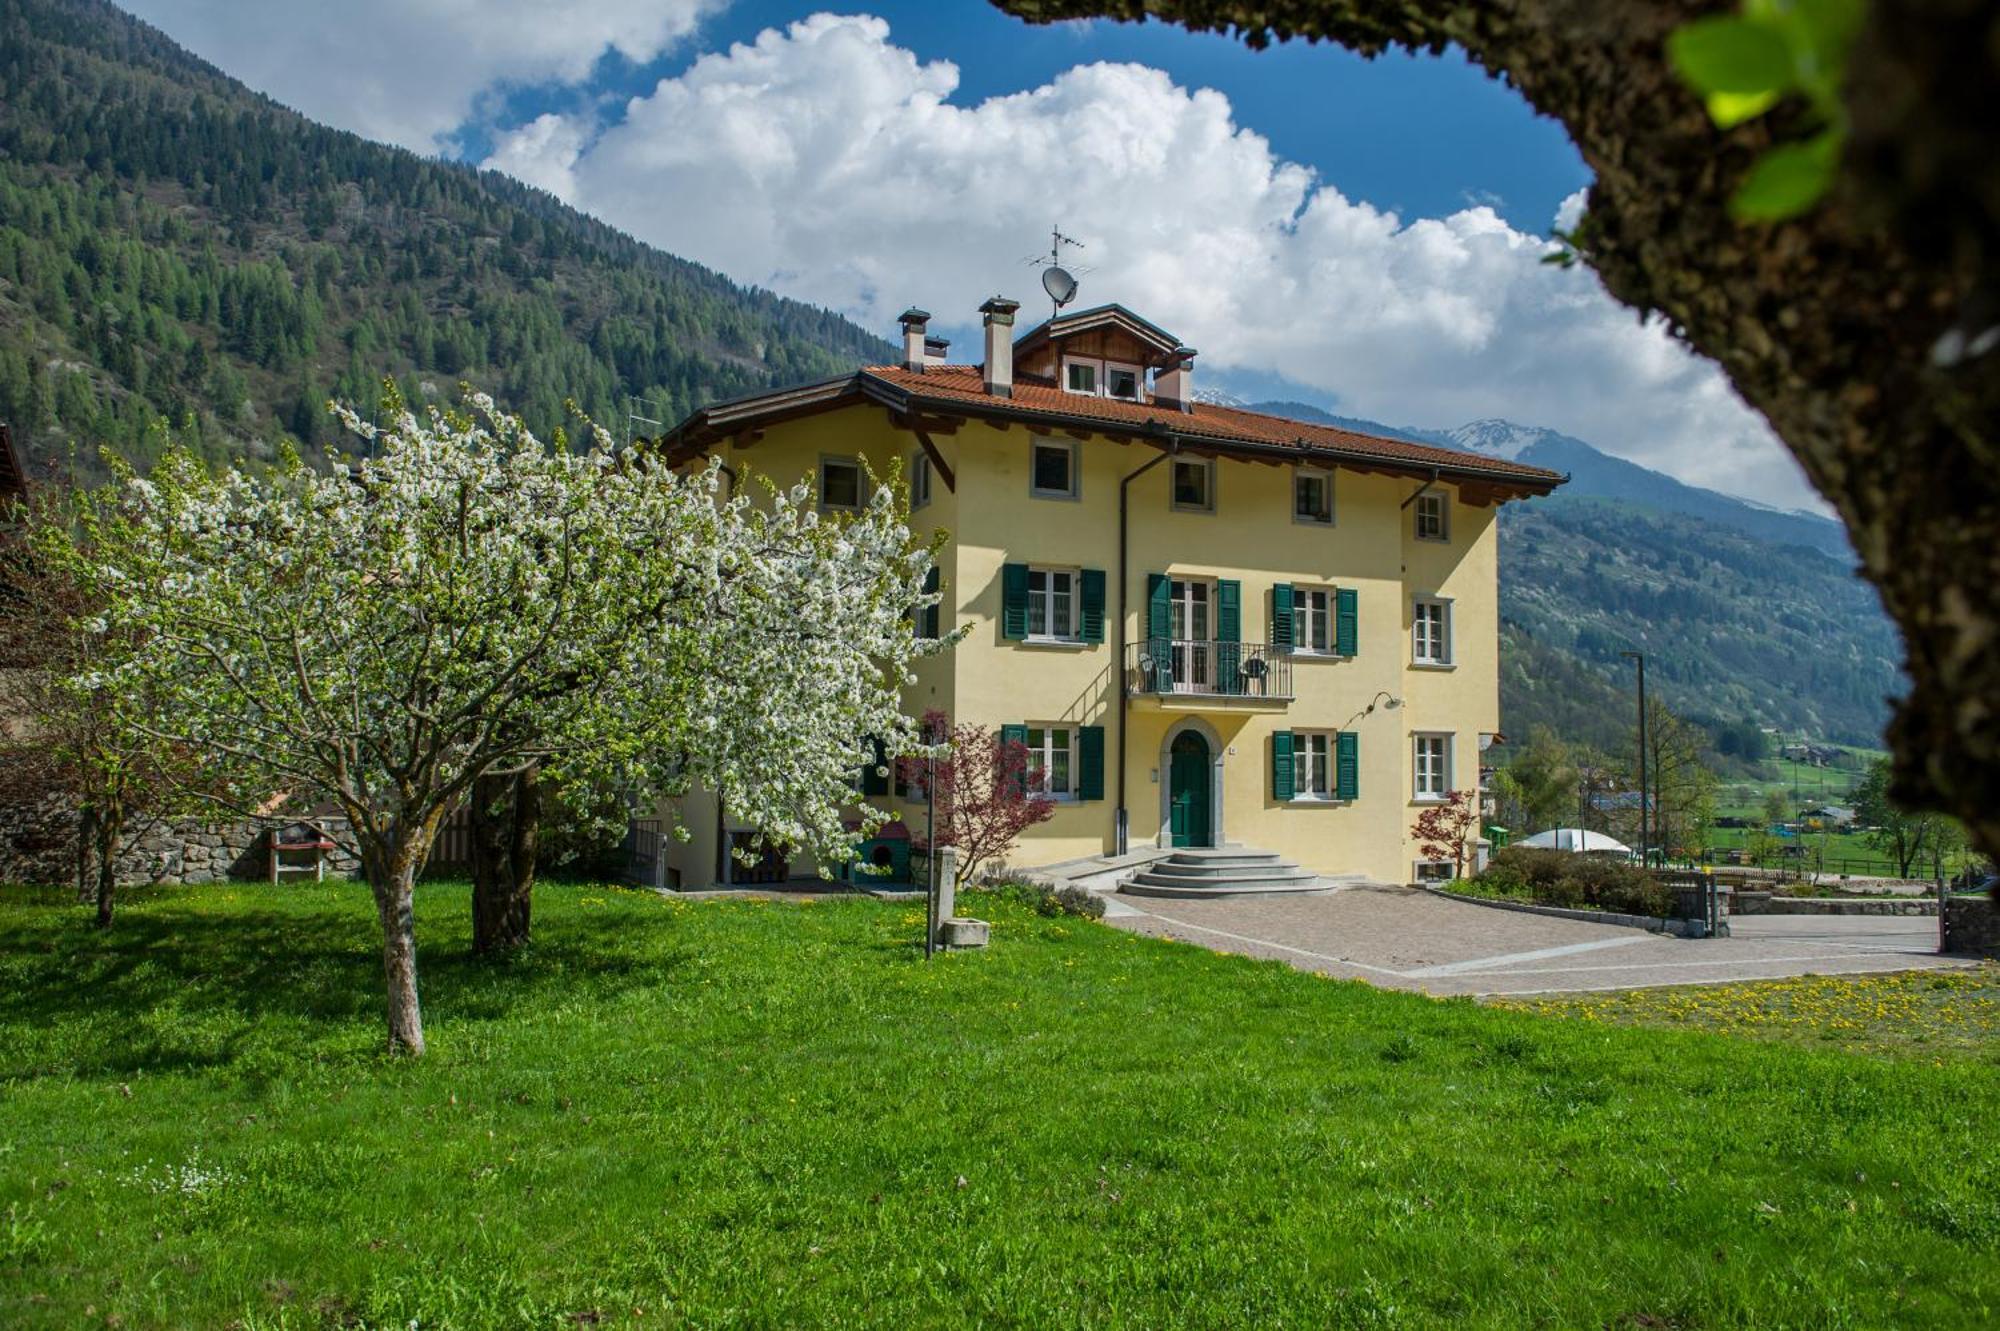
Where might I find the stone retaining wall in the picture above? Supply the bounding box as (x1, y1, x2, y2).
(0, 800, 359, 887)
(1942, 895, 2000, 958)
(1734, 891, 1938, 917)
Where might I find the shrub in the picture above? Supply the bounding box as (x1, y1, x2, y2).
(1469, 861, 1531, 899)
(975, 880, 1105, 921)
(1475, 846, 1672, 917)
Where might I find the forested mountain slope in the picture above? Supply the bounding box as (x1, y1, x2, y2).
(0, 0, 893, 477)
(1250, 402, 1901, 748)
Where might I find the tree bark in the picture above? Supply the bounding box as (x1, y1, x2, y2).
(359, 822, 438, 1056)
(375, 875, 424, 1056)
(470, 763, 539, 954)
(92, 800, 121, 929)
(994, 0, 2000, 884)
(75, 803, 98, 906)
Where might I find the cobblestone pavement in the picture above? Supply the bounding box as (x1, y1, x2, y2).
(1101, 884, 1971, 996)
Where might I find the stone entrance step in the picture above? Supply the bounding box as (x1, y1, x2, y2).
(1122, 847, 1336, 898)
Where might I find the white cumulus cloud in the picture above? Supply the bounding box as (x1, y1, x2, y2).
(486, 13, 1813, 509)
(118, 0, 726, 154)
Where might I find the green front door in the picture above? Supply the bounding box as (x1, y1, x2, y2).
(1169, 730, 1211, 848)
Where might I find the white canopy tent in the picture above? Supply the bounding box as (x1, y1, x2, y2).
(1518, 828, 1634, 855)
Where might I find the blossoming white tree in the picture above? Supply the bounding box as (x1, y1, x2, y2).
(58, 393, 945, 1054)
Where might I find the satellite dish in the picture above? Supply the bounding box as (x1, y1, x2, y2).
(1042, 265, 1078, 308)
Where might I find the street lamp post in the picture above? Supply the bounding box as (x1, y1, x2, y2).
(1621, 650, 1648, 866)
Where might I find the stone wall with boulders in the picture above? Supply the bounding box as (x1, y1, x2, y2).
(1942, 894, 2000, 959)
(0, 800, 359, 887)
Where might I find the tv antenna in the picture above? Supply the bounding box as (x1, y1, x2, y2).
(1028, 225, 1083, 318)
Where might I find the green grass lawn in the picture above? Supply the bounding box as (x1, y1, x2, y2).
(3, 880, 1997, 1329)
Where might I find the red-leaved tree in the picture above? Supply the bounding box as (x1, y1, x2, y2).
(898, 710, 1054, 888)
(1412, 790, 1481, 881)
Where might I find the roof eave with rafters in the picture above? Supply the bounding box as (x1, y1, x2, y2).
(661, 369, 1564, 502)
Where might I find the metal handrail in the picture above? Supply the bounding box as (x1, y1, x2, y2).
(1125, 638, 1293, 700)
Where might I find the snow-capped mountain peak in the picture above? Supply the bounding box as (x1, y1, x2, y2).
(1437, 418, 1555, 461)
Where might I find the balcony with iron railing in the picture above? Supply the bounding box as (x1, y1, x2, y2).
(1124, 638, 1294, 706)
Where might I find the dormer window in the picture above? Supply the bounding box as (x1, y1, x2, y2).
(1062, 356, 1144, 401)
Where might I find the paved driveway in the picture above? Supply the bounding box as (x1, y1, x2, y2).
(1102, 884, 1970, 996)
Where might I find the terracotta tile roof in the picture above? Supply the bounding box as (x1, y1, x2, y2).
(663, 362, 1565, 499)
(861, 364, 1565, 489)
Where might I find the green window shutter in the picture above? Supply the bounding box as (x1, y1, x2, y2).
(1217, 580, 1240, 642)
(1078, 725, 1104, 800)
(1336, 730, 1359, 801)
(1335, 586, 1359, 657)
(1270, 582, 1293, 650)
(1216, 579, 1242, 693)
(1000, 723, 1029, 796)
(1272, 730, 1295, 802)
(1146, 572, 1171, 640)
(922, 565, 941, 639)
(1001, 562, 1029, 640)
(863, 737, 890, 796)
(1080, 568, 1106, 644)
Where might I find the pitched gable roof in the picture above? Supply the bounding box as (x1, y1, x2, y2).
(663, 364, 1565, 504)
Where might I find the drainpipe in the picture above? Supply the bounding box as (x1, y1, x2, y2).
(1116, 434, 1179, 855)
(1400, 465, 1442, 509)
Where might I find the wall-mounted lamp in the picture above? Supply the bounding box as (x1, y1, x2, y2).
(1343, 692, 1405, 729)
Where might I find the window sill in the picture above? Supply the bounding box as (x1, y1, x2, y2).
(1414, 535, 1450, 545)
(1293, 516, 1334, 527)
(1411, 795, 1450, 806)
(1288, 796, 1349, 806)
(1029, 490, 1082, 503)
(1171, 504, 1215, 515)
(1409, 660, 1456, 671)
(1019, 637, 1094, 650)
(1288, 649, 1349, 661)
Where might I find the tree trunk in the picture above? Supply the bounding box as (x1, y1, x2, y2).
(93, 801, 121, 929)
(990, 0, 2000, 887)
(358, 823, 439, 1056)
(75, 803, 98, 906)
(470, 763, 539, 954)
(374, 874, 424, 1055)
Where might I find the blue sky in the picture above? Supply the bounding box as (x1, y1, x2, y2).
(120, 1, 1815, 511)
(461, 1, 1590, 237)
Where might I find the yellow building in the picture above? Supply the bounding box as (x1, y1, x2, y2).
(652, 299, 1562, 890)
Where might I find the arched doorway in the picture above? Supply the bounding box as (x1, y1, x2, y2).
(1169, 730, 1213, 848)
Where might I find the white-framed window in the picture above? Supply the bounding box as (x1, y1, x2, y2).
(1026, 566, 1080, 641)
(1171, 457, 1214, 513)
(1412, 597, 1452, 666)
(1413, 732, 1453, 802)
(1290, 586, 1333, 654)
(909, 451, 932, 509)
(1414, 491, 1449, 542)
(1030, 436, 1080, 499)
(1025, 725, 1076, 799)
(1294, 467, 1333, 525)
(1293, 730, 1334, 801)
(1062, 356, 1143, 401)
(819, 456, 865, 512)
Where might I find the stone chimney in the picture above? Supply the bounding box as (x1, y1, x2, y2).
(924, 335, 951, 366)
(1154, 346, 1197, 413)
(898, 307, 931, 372)
(980, 296, 1020, 397)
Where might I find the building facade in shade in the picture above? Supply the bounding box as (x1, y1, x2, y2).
(650, 300, 1564, 888)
